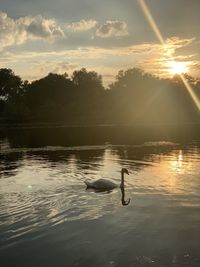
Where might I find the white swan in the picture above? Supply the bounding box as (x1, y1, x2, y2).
(84, 168, 129, 190)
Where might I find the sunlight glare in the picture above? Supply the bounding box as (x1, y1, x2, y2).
(138, 0, 200, 112)
(167, 61, 189, 75)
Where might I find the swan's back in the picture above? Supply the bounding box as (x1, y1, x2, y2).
(85, 178, 117, 190)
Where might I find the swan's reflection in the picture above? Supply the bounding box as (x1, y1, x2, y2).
(121, 186, 130, 206)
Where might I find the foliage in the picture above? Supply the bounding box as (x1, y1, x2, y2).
(0, 67, 199, 124)
(0, 68, 23, 101)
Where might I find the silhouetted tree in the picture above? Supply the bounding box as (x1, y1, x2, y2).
(0, 69, 30, 122)
(25, 73, 74, 121)
(71, 68, 105, 122)
(0, 68, 23, 101)
(0, 67, 199, 124)
(72, 68, 103, 92)
(109, 68, 200, 123)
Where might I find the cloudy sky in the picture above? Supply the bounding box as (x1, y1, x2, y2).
(0, 0, 200, 85)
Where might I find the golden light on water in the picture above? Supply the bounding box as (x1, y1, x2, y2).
(166, 61, 189, 75)
(138, 0, 200, 112)
(171, 150, 183, 173)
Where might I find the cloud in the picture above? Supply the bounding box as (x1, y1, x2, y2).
(0, 12, 27, 49)
(135, 37, 197, 77)
(5, 60, 81, 81)
(96, 20, 128, 38)
(1, 37, 195, 62)
(27, 16, 64, 39)
(0, 11, 64, 50)
(162, 37, 196, 56)
(67, 19, 97, 32)
(0, 36, 198, 84)
(52, 62, 80, 74)
(165, 37, 196, 48)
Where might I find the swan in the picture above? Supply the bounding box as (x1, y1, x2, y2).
(84, 168, 129, 190)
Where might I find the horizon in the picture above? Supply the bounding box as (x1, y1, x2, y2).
(1, 66, 199, 90)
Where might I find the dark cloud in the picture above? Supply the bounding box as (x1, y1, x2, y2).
(27, 16, 64, 38)
(96, 21, 128, 38)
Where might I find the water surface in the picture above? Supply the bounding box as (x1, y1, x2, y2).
(0, 126, 200, 267)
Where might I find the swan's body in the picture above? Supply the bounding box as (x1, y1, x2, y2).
(84, 168, 129, 190)
(84, 178, 117, 190)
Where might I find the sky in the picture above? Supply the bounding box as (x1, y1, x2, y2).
(0, 0, 200, 85)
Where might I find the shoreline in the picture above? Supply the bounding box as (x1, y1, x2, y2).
(1, 121, 200, 129)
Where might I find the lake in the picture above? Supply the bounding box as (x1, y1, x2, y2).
(0, 125, 200, 267)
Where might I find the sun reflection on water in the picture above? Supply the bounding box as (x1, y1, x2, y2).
(171, 150, 183, 173)
(0, 141, 200, 250)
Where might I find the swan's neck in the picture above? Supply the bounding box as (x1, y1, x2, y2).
(120, 171, 125, 188)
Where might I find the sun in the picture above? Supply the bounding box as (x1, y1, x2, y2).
(166, 60, 189, 75)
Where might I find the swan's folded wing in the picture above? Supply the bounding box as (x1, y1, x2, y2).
(93, 179, 117, 189)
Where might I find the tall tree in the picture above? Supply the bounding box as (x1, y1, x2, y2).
(0, 68, 23, 101)
(72, 68, 103, 93)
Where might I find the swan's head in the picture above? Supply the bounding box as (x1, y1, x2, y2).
(121, 168, 129, 175)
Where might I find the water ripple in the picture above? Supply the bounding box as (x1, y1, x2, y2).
(0, 141, 200, 253)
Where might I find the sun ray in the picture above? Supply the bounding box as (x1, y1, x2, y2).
(180, 73, 200, 111)
(138, 0, 200, 112)
(138, 0, 165, 45)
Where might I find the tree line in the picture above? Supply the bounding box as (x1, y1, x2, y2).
(0, 67, 199, 124)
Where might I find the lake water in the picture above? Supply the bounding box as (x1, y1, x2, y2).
(0, 126, 200, 267)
